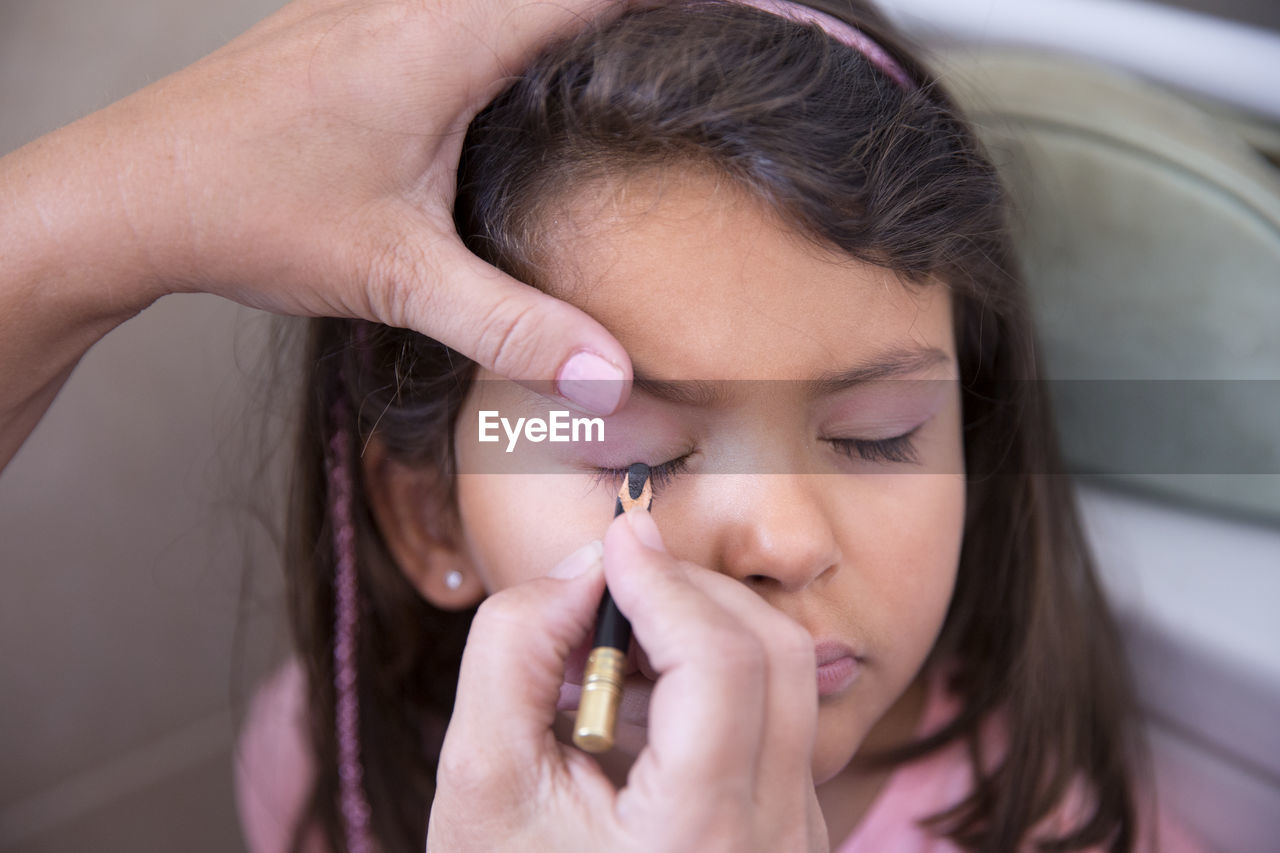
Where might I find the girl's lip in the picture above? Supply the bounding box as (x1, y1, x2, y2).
(564, 637, 864, 694)
(817, 656, 862, 697)
(814, 640, 862, 667)
(814, 640, 863, 698)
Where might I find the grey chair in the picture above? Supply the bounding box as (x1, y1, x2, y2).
(944, 48, 1280, 852)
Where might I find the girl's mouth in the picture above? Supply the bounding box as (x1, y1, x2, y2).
(816, 655, 862, 697)
(815, 640, 864, 698)
(559, 633, 864, 722)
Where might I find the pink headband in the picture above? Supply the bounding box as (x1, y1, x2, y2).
(732, 0, 915, 91)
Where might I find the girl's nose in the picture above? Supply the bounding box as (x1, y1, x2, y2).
(707, 474, 841, 593)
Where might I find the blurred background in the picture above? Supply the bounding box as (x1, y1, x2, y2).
(1, 3, 291, 851)
(2, 1, 1278, 851)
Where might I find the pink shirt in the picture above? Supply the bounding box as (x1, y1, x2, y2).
(237, 659, 1209, 853)
(835, 668, 1208, 853)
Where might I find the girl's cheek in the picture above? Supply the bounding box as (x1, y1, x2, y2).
(455, 472, 609, 592)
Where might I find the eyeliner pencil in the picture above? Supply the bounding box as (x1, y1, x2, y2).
(573, 462, 652, 753)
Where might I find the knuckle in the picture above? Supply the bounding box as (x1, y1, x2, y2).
(436, 737, 491, 793)
(703, 625, 767, 674)
(434, 741, 466, 782)
(469, 589, 533, 643)
(776, 621, 816, 666)
(436, 743, 535, 818)
(473, 298, 544, 379)
(691, 807, 756, 853)
(361, 226, 442, 327)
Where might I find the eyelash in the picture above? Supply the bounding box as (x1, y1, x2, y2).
(593, 427, 923, 492)
(829, 426, 923, 465)
(592, 455, 692, 494)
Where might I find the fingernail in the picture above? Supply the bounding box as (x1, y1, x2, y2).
(548, 540, 604, 579)
(557, 350, 626, 415)
(625, 509, 665, 551)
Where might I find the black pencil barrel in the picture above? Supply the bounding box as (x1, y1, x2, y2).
(572, 463, 651, 753)
(593, 589, 632, 651)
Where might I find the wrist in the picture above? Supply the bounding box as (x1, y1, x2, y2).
(0, 106, 178, 321)
(0, 107, 181, 468)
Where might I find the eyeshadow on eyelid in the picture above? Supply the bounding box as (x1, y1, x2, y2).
(823, 384, 951, 430)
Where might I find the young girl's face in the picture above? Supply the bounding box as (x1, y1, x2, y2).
(448, 167, 965, 785)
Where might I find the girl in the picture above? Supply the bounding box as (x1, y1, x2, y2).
(236, 0, 1205, 850)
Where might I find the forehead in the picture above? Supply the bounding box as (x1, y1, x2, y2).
(536, 167, 954, 380)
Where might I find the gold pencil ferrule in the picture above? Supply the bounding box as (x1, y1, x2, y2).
(572, 647, 627, 754)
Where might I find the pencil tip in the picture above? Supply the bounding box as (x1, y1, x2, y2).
(627, 462, 650, 499)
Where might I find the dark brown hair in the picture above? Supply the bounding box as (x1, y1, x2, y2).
(281, 1, 1149, 850)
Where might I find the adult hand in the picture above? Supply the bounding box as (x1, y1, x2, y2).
(0, 0, 633, 469)
(143, 0, 633, 410)
(428, 509, 830, 852)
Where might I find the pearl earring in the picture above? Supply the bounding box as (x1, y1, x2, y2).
(444, 570, 464, 591)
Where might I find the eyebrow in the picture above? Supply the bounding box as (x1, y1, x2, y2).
(631, 346, 953, 407)
(807, 346, 953, 396)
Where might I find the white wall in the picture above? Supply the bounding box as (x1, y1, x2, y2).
(876, 0, 1280, 120)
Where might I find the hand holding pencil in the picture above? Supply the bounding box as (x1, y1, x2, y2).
(430, 477, 827, 852)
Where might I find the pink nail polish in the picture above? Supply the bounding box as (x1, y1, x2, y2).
(557, 350, 625, 415)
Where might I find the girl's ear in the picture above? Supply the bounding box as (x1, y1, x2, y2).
(360, 437, 486, 611)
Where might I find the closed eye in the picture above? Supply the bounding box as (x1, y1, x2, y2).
(592, 427, 921, 490)
(592, 454, 692, 495)
(828, 426, 922, 465)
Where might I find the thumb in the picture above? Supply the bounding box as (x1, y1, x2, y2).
(445, 541, 606, 766)
(385, 233, 633, 416)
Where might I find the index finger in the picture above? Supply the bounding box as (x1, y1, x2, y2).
(600, 511, 769, 791)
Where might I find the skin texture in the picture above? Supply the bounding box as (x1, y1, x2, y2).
(370, 168, 967, 848)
